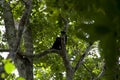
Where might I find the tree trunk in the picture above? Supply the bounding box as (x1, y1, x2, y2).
(23, 26, 33, 80)
(3, 0, 33, 79)
(60, 33, 74, 80)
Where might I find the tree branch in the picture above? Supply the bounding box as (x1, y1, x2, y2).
(94, 63, 106, 80)
(15, 0, 32, 52)
(82, 64, 94, 79)
(3, 0, 16, 50)
(23, 25, 33, 58)
(35, 49, 60, 58)
(59, 14, 69, 33)
(2, 0, 17, 60)
(74, 43, 93, 73)
(3, 0, 32, 60)
(0, 49, 9, 52)
(58, 16, 74, 80)
(19, 49, 60, 58)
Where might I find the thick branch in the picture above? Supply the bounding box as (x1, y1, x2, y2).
(15, 0, 32, 52)
(74, 43, 93, 73)
(59, 49, 73, 80)
(2, 49, 59, 59)
(3, 0, 32, 60)
(0, 49, 9, 52)
(19, 49, 59, 58)
(59, 16, 74, 80)
(15, 22, 34, 79)
(3, 0, 17, 60)
(3, 0, 16, 50)
(23, 27, 33, 55)
(60, 37, 73, 80)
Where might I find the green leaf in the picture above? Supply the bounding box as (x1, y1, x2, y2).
(4, 62, 15, 74)
(1, 73, 5, 78)
(16, 77, 25, 80)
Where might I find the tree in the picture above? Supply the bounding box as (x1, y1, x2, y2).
(0, 0, 120, 80)
(0, 0, 33, 80)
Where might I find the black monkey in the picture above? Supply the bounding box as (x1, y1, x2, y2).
(51, 31, 67, 50)
(51, 37, 62, 50)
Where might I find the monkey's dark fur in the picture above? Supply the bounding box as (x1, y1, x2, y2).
(51, 31, 67, 50)
(51, 37, 62, 50)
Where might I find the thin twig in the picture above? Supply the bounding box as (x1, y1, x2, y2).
(82, 64, 94, 79)
(94, 63, 106, 80)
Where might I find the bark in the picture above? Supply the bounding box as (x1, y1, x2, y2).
(74, 43, 93, 73)
(2, 0, 33, 80)
(14, 26, 33, 80)
(60, 35, 74, 80)
(13, 0, 33, 79)
(58, 17, 74, 80)
(61, 54, 73, 80)
(60, 33, 93, 80)
(2, 1, 16, 79)
(3, 0, 16, 59)
(23, 26, 33, 80)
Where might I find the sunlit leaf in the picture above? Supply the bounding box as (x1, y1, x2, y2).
(4, 62, 15, 74)
(16, 77, 25, 80)
(1, 73, 5, 78)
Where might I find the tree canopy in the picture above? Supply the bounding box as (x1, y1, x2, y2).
(0, 0, 120, 80)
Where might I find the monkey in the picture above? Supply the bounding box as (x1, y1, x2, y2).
(51, 37, 62, 50)
(51, 31, 67, 50)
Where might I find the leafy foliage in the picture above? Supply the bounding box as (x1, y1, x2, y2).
(3, 59, 15, 74)
(0, 0, 120, 80)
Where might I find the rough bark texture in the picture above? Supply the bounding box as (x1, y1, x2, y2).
(2, 0, 33, 80)
(23, 26, 33, 79)
(60, 35, 74, 80)
(3, 0, 16, 59)
(1, 1, 16, 79)
(2, 1, 95, 79)
(14, 0, 33, 79)
(58, 17, 73, 80)
(14, 26, 33, 80)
